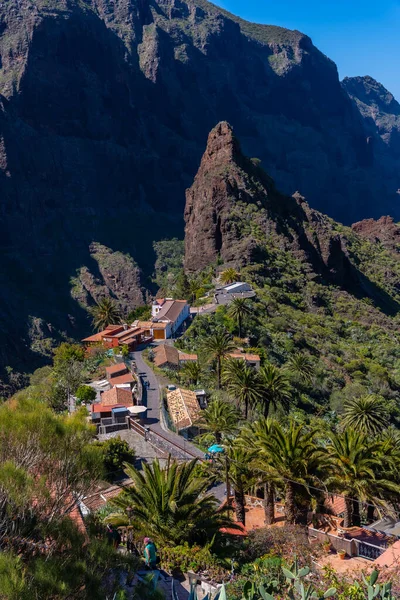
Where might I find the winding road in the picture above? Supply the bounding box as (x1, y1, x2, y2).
(131, 349, 225, 501)
(131, 349, 204, 459)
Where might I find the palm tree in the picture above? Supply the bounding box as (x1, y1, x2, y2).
(284, 353, 314, 384)
(227, 298, 252, 338)
(180, 361, 202, 386)
(259, 363, 292, 417)
(241, 419, 280, 525)
(220, 268, 240, 285)
(196, 396, 240, 444)
(326, 430, 400, 527)
(106, 459, 236, 545)
(217, 443, 256, 525)
(188, 277, 201, 305)
(256, 420, 329, 524)
(342, 395, 390, 436)
(202, 329, 236, 388)
(222, 359, 263, 419)
(92, 297, 121, 331)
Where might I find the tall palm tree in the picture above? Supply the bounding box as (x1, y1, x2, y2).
(259, 363, 292, 417)
(284, 353, 314, 384)
(217, 443, 256, 525)
(342, 395, 390, 436)
(202, 329, 236, 388)
(91, 297, 121, 331)
(256, 420, 329, 524)
(227, 298, 252, 338)
(196, 396, 240, 444)
(222, 359, 263, 419)
(326, 430, 400, 527)
(220, 268, 240, 285)
(188, 277, 201, 305)
(241, 419, 280, 525)
(106, 459, 236, 545)
(180, 361, 202, 386)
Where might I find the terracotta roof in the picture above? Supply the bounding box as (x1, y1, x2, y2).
(347, 527, 390, 546)
(153, 300, 187, 324)
(166, 388, 201, 430)
(82, 325, 124, 343)
(139, 321, 168, 330)
(109, 373, 134, 386)
(82, 332, 104, 343)
(101, 387, 133, 407)
(91, 403, 125, 414)
(154, 345, 180, 367)
(374, 540, 400, 568)
(178, 352, 198, 361)
(82, 482, 131, 513)
(229, 352, 260, 362)
(106, 363, 128, 376)
(112, 326, 142, 340)
(325, 495, 346, 516)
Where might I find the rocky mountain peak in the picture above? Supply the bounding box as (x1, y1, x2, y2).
(202, 121, 240, 164)
(184, 122, 354, 287)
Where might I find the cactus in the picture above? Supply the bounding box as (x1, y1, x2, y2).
(361, 569, 394, 600)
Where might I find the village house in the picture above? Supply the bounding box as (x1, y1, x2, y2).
(100, 386, 134, 407)
(166, 387, 202, 432)
(229, 352, 261, 369)
(105, 363, 134, 388)
(222, 282, 253, 294)
(82, 323, 151, 351)
(152, 345, 198, 369)
(150, 298, 190, 339)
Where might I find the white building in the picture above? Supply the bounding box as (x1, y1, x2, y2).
(150, 298, 190, 339)
(223, 282, 253, 294)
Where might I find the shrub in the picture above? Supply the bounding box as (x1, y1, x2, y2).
(75, 385, 96, 403)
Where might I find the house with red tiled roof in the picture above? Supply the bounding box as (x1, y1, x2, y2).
(152, 345, 198, 369)
(105, 363, 134, 388)
(82, 323, 152, 351)
(100, 387, 133, 407)
(229, 352, 261, 370)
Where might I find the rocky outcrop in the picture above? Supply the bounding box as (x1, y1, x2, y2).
(352, 216, 400, 253)
(71, 243, 146, 316)
(184, 121, 353, 287)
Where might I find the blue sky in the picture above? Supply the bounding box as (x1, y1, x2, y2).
(212, 0, 400, 101)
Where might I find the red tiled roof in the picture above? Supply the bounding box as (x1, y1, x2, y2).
(91, 403, 125, 414)
(374, 540, 400, 568)
(106, 363, 128, 376)
(154, 345, 180, 367)
(101, 387, 133, 407)
(109, 373, 134, 386)
(82, 332, 104, 343)
(82, 482, 131, 512)
(82, 325, 124, 343)
(325, 495, 346, 516)
(229, 352, 260, 362)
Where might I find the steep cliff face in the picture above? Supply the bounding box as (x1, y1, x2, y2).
(71, 243, 146, 314)
(1, 0, 400, 386)
(184, 122, 354, 289)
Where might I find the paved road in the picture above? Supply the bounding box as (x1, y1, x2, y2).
(131, 349, 225, 501)
(131, 350, 203, 459)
